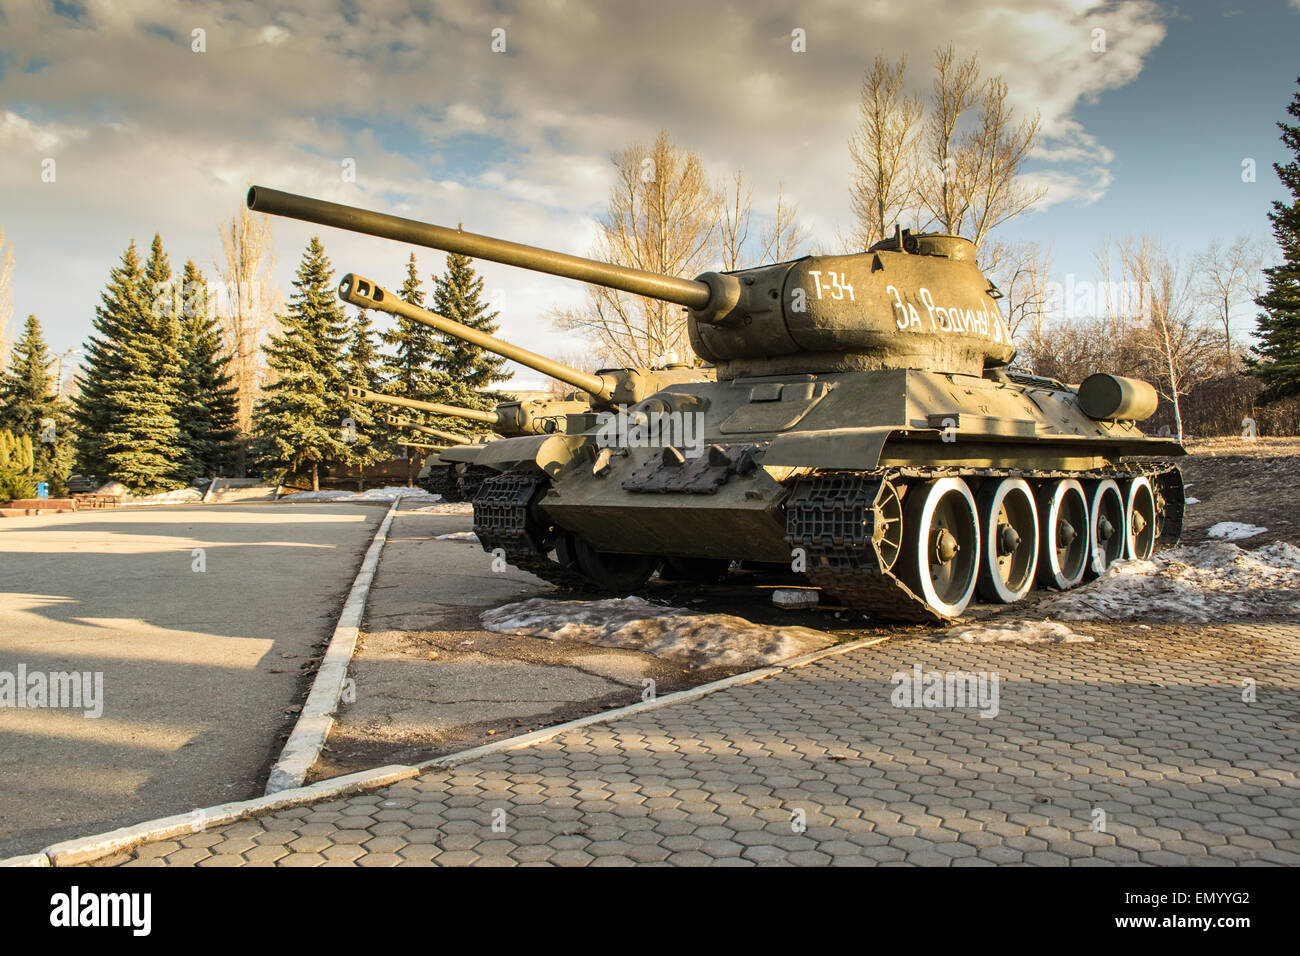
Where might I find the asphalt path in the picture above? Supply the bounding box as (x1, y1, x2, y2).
(0, 502, 384, 856)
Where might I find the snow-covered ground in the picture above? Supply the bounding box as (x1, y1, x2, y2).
(404, 502, 475, 515)
(942, 621, 1094, 643)
(481, 596, 834, 669)
(279, 485, 439, 502)
(1046, 540, 1300, 623)
(118, 487, 204, 506)
(1206, 521, 1267, 540)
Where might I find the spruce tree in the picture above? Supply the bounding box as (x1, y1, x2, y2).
(0, 315, 73, 493)
(380, 253, 449, 404)
(432, 252, 512, 409)
(75, 240, 144, 479)
(342, 308, 387, 489)
(1251, 76, 1300, 401)
(253, 237, 350, 491)
(0, 315, 55, 437)
(97, 234, 189, 493)
(177, 261, 239, 478)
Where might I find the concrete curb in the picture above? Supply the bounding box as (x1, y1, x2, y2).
(415, 635, 888, 772)
(4, 765, 420, 868)
(0, 627, 888, 867)
(263, 497, 402, 794)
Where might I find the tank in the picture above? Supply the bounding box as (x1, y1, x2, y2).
(251, 186, 1185, 620)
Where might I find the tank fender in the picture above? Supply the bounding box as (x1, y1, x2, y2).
(473, 434, 590, 477)
(761, 426, 906, 471)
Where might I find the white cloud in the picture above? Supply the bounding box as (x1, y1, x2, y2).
(0, 0, 1167, 363)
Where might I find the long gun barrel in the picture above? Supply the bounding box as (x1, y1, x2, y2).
(340, 275, 616, 401)
(347, 385, 502, 425)
(383, 414, 473, 445)
(248, 186, 712, 310)
(395, 440, 447, 452)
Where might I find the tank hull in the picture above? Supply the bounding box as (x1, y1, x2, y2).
(469, 368, 1184, 620)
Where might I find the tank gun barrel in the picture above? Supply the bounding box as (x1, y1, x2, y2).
(395, 440, 447, 452)
(248, 186, 712, 310)
(383, 414, 473, 445)
(340, 275, 614, 401)
(346, 385, 502, 425)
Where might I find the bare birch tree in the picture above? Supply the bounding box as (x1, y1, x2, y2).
(1195, 235, 1263, 370)
(718, 169, 754, 272)
(848, 55, 923, 249)
(849, 45, 1045, 252)
(960, 76, 1046, 249)
(1119, 235, 1216, 441)
(553, 130, 719, 365)
(980, 239, 1054, 346)
(761, 184, 810, 263)
(917, 45, 982, 236)
(216, 206, 280, 433)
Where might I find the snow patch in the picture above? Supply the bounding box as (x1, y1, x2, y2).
(404, 502, 474, 515)
(119, 487, 204, 506)
(1184, 497, 1200, 505)
(436, 531, 479, 542)
(941, 620, 1094, 644)
(1047, 540, 1300, 623)
(1206, 521, 1266, 540)
(279, 485, 440, 502)
(277, 489, 353, 501)
(480, 596, 834, 669)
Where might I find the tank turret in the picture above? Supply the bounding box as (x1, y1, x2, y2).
(250, 186, 1012, 379)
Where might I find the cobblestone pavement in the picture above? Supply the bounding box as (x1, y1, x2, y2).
(94, 622, 1300, 866)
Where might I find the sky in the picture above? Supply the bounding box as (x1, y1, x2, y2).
(0, 0, 1297, 389)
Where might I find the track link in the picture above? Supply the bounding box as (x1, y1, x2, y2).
(471, 472, 599, 591)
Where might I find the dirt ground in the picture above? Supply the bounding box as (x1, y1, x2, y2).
(310, 440, 1298, 778)
(1178, 436, 1300, 546)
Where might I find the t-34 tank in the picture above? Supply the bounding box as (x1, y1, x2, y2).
(347, 384, 590, 500)
(250, 186, 1185, 620)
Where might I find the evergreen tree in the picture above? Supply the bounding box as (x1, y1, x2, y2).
(342, 307, 387, 488)
(176, 261, 239, 478)
(75, 240, 144, 479)
(380, 253, 449, 404)
(1251, 76, 1300, 400)
(0, 315, 55, 437)
(94, 234, 189, 493)
(252, 237, 350, 490)
(0, 315, 73, 493)
(432, 252, 512, 409)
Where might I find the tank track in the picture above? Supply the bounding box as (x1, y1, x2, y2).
(471, 463, 1182, 619)
(419, 463, 460, 501)
(458, 465, 496, 503)
(471, 472, 599, 591)
(786, 463, 1183, 623)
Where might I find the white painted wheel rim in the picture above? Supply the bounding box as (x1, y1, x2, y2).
(910, 477, 980, 617)
(1086, 479, 1125, 577)
(978, 478, 1038, 603)
(1125, 477, 1157, 560)
(1038, 479, 1089, 590)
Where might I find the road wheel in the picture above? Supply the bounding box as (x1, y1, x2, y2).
(559, 534, 661, 592)
(898, 477, 980, 617)
(1085, 479, 1125, 578)
(1037, 479, 1089, 590)
(976, 478, 1038, 603)
(1124, 476, 1157, 560)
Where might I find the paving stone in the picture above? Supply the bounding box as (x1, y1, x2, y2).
(86, 622, 1300, 868)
